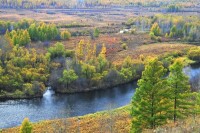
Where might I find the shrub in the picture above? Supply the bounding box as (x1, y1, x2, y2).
(32, 81, 46, 95)
(94, 28, 100, 38)
(65, 50, 75, 58)
(149, 32, 156, 40)
(188, 47, 200, 62)
(121, 43, 128, 50)
(20, 118, 32, 133)
(48, 42, 65, 59)
(157, 36, 162, 42)
(130, 29, 136, 34)
(165, 33, 169, 38)
(149, 32, 161, 42)
(60, 30, 71, 40)
(14, 90, 24, 97)
(23, 83, 34, 96)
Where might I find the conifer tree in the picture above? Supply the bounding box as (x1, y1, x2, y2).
(23, 30, 31, 45)
(150, 22, 161, 36)
(169, 25, 177, 38)
(20, 118, 32, 133)
(94, 28, 100, 38)
(131, 58, 171, 132)
(168, 60, 193, 123)
(28, 23, 37, 41)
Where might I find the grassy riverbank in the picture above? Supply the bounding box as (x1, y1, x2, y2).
(2, 104, 200, 133)
(2, 105, 131, 133)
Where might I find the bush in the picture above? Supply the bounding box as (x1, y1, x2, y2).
(188, 47, 200, 62)
(20, 118, 32, 133)
(165, 33, 169, 38)
(130, 29, 136, 34)
(149, 32, 156, 40)
(60, 30, 71, 40)
(157, 36, 162, 42)
(121, 43, 128, 50)
(32, 81, 45, 95)
(150, 32, 161, 42)
(23, 83, 34, 96)
(48, 42, 66, 59)
(14, 90, 24, 97)
(65, 50, 75, 58)
(94, 28, 100, 38)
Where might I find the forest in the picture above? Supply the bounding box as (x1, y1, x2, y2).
(0, 1, 200, 133)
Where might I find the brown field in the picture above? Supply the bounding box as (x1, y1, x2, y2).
(29, 33, 197, 66)
(110, 43, 195, 65)
(0, 8, 134, 26)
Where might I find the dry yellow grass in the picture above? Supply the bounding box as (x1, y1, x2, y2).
(2, 106, 132, 133)
(2, 104, 200, 133)
(111, 43, 196, 65)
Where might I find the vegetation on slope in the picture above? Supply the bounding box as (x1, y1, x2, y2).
(0, 41, 49, 99)
(2, 104, 200, 133)
(2, 105, 131, 133)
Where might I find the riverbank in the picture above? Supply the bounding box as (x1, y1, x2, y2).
(0, 47, 199, 129)
(52, 43, 199, 94)
(2, 105, 200, 133)
(0, 93, 44, 101)
(0, 60, 199, 129)
(54, 77, 139, 94)
(2, 105, 131, 133)
(0, 43, 198, 101)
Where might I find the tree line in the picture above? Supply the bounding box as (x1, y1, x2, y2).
(0, 0, 198, 8)
(0, 19, 34, 35)
(126, 14, 200, 42)
(3, 21, 71, 46)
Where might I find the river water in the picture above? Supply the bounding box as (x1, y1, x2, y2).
(0, 64, 199, 129)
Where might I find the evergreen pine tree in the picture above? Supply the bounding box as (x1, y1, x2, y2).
(131, 58, 171, 132)
(23, 30, 31, 45)
(150, 23, 161, 36)
(168, 60, 193, 123)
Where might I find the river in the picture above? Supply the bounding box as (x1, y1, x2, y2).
(0, 64, 199, 129)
